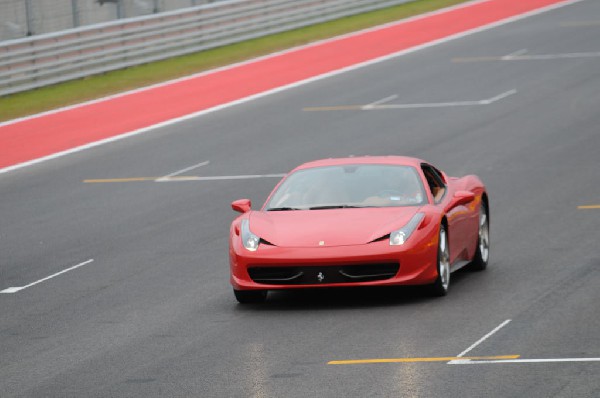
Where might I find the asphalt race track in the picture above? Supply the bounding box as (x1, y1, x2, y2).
(1, 0, 599, 396)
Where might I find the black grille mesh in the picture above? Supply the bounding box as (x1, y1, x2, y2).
(248, 263, 399, 285)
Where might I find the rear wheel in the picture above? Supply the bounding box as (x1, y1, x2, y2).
(468, 201, 489, 271)
(429, 224, 450, 297)
(233, 289, 267, 304)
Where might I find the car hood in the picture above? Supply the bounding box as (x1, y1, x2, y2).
(249, 207, 422, 248)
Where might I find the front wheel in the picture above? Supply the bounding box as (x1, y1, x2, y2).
(429, 224, 450, 297)
(468, 201, 489, 271)
(233, 289, 267, 304)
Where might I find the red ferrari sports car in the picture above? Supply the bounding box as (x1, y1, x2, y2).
(229, 156, 489, 303)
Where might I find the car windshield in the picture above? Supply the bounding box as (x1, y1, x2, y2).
(265, 164, 427, 210)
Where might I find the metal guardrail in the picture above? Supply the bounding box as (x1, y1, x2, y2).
(0, 0, 412, 96)
(0, 0, 223, 40)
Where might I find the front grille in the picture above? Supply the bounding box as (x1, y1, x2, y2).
(248, 263, 399, 285)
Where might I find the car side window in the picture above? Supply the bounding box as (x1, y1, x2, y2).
(421, 164, 446, 203)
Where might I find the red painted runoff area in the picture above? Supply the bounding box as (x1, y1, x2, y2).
(0, 0, 569, 170)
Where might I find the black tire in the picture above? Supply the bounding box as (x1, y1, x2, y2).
(233, 289, 267, 304)
(467, 201, 489, 272)
(429, 224, 450, 297)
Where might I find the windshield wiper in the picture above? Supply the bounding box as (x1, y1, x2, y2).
(308, 205, 366, 210)
(268, 205, 372, 211)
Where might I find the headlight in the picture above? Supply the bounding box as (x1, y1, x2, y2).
(389, 213, 424, 246)
(241, 219, 260, 251)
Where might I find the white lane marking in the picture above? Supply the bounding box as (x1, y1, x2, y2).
(362, 89, 516, 110)
(480, 89, 518, 104)
(0, 259, 94, 294)
(0, 287, 22, 294)
(156, 160, 210, 181)
(507, 51, 600, 61)
(451, 357, 600, 365)
(362, 95, 399, 110)
(454, 319, 512, 359)
(155, 174, 286, 182)
(0, 0, 586, 175)
(458, 51, 600, 63)
(502, 48, 528, 60)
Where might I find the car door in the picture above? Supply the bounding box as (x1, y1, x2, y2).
(422, 164, 471, 266)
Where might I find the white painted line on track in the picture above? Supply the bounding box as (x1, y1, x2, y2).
(306, 89, 517, 112)
(155, 174, 286, 182)
(451, 357, 600, 365)
(368, 89, 517, 109)
(0, 0, 586, 175)
(481, 89, 518, 104)
(502, 49, 528, 60)
(456, 51, 600, 63)
(508, 51, 600, 61)
(156, 160, 210, 181)
(362, 95, 399, 110)
(455, 319, 512, 358)
(0, 259, 94, 294)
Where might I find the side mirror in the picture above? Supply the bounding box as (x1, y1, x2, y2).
(449, 191, 475, 209)
(231, 198, 251, 213)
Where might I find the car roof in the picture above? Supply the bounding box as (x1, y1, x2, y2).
(291, 156, 427, 172)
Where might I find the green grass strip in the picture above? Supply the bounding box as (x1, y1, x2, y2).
(0, 0, 469, 122)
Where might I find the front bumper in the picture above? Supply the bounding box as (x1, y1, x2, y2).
(230, 233, 439, 290)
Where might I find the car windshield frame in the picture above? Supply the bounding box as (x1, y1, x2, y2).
(263, 164, 427, 211)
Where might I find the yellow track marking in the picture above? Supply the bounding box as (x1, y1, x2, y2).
(452, 56, 502, 63)
(560, 21, 600, 27)
(84, 174, 285, 183)
(83, 177, 159, 183)
(303, 105, 363, 111)
(83, 176, 205, 183)
(578, 204, 600, 209)
(328, 355, 520, 365)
